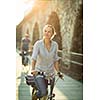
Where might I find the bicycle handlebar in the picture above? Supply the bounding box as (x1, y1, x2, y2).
(31, 71, 64, 80)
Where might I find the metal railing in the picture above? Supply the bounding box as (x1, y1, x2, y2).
(70, 51, 83, 56)
(58, 49, 83, 66)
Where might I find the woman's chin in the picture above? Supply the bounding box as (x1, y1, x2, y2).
(44, 37, 50, 39)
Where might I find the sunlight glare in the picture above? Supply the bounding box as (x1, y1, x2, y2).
(16, 0, 35, 25)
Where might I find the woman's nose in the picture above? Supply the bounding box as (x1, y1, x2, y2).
(45, 32, 49, 35)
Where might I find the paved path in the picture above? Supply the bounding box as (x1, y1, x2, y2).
(16, 52, 83, 100)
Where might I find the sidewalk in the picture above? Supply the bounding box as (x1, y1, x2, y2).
(16, 53, 83, 100)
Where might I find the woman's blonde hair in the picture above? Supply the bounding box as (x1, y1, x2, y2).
(43, 24, 56, 39)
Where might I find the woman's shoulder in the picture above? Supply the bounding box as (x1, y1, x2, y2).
(52, 40, 58, 46)
(34, 39, 43, 45)
(36, 39, 43, 43)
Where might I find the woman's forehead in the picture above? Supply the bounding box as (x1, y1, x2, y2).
(44, 26, 52, 31)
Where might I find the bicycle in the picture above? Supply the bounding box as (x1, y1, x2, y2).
(25, 71, 64, 100)
(19, 50, 32, 73)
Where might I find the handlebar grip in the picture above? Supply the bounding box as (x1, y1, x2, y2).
(57, 72, 64, 80)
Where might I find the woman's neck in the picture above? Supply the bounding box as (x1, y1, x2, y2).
(44, 38, 51, 45)
(43, 38, 52, 52)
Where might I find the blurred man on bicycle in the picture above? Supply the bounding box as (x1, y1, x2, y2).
(20, 33, 32, 65)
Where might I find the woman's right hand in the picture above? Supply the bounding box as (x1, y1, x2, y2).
(31, 70, 38, 76)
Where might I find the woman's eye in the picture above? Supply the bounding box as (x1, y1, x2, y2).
(44, 30, 51, 33)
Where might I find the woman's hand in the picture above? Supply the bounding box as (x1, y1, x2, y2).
(31, 70, 38, 76)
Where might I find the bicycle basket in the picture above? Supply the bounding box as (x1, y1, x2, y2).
(25, 75, 35, 87)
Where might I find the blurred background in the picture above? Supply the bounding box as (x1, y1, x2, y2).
(16, 0, 83, 82)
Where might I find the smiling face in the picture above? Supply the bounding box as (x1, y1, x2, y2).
(43, 25, 54, 40)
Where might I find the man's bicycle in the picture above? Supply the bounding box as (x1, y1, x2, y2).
(19, 50, 32, 73)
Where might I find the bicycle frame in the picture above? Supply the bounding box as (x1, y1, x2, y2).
(22, 51, 29, 66)
(25, 72, 61, 100)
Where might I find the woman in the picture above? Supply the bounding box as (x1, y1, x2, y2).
(31, 24, 62, 99)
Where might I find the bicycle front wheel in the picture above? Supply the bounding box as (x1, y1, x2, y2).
(32, 89, 38, 100)
(41, 95, 48, 100)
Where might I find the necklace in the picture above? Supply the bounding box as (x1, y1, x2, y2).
(45, 44, 51, 51)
